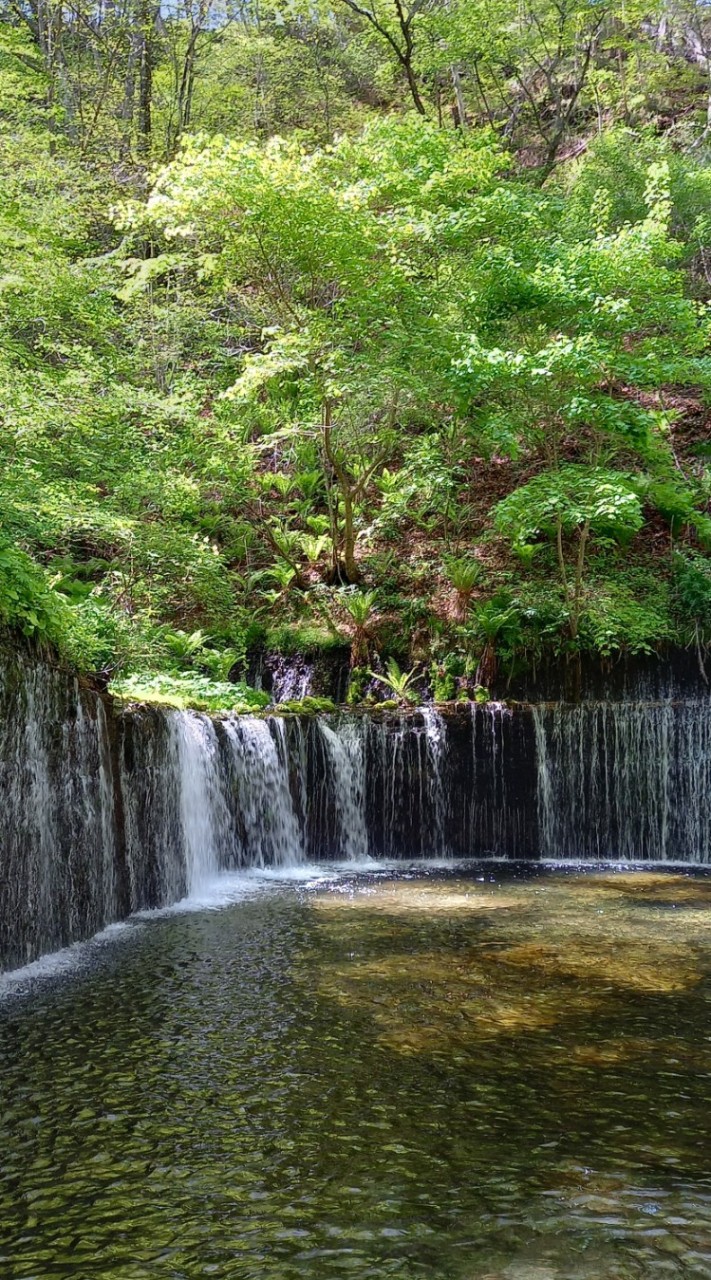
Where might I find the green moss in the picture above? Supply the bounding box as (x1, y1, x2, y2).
(272, 695, 337, 715)
(265, 624, 344, 655)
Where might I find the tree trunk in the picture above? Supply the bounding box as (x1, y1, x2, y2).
(341, 486, 361, 583)
(322, 399, 362, 584)
(136, 0, 154, 158)
(174, 28, 200, 147)
(402, 54, 426, 115)
(570, 518, 590, 640)
(451, 63, 467, 128)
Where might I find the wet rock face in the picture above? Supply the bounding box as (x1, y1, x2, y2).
(0, 652, 128, 971)
(356, 705, 539, 860)
(246, 646, 708, 706)
(505, 647, 710, 702)
(244, 647, 351, 704)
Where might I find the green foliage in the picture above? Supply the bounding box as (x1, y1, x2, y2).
(110, 673, 270, 713)
(346, 666, 370, 705)
(0, 544, 69, 645)
(638, 479, 711, 545)
(163, 629, 211, 667)
(197, 647, 244, 683)
(369, 658, 421, 704)
(265, 623, 344, 654)
(445, 558, 482, 594)
(495, 467, 647, 641)
(444, 556, 482, 620)
(341, 590, 378, 627)
(472, 595, 521, 646)
(300, 533, 331, 564)
(1, 24, 711, 693)
(495, 468, 644, 546)
(576, 578, 674, 657)
(674, 553, 711, 640)
(430, 656, 461, 703)
(272, 696, 337, 715)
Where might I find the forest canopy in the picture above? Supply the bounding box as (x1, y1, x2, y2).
(1, 0, 711, 705)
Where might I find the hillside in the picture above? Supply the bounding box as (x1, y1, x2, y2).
(1, 0, 711, 707)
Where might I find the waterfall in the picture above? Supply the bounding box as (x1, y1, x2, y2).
(364, 710, 456, 858)
(317, 718, 369, 860)
(268, 655, 314, 704)
(5, 646, 711, 973)
(533, 699, 711, 862)
(120, 706, 185, 910)
(367, 715, 414, 857)
(221, 717, 304, 866)
(469, 701, 519, 854)
(0, 655, 122, 969)
(169, 712, 229, 893)
(422, 707, 446, 856)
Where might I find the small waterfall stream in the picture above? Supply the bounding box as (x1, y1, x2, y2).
(170, 712, 226, 892)
(422, 707, 446, 856)
(317, 719, 369, 860)
(3, 648, 711, 971)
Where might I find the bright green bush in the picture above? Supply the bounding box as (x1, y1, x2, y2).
(0, 544, 69, 645)
(110, 673, 270, 713)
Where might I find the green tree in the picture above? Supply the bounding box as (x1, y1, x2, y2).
(495, 466, 644, 639)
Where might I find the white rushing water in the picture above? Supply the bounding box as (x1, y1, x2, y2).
(222, 716, 304, 866)
(269, 656, 315, 703)
(0, 657, 121, 969)
(169, 712, 227, 893)
(317, 719, 369, 860)
(422, 707, 447, 856)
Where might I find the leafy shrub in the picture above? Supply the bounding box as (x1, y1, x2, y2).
(0, 543, 69, 646)
(368, 657, 421, 704)
(429, 653, 464, 702)
(110, 673, 270, 712)
(197, 646, 244, 682)
(444, 557, 482, 619)
(346, 667, 369, 705)
(577, 580, 673, 656)
(673, 553, 711, 638)
(496, 467, 644, 546)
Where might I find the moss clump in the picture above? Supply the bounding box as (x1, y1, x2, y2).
(272, 695, 337, 715)
(265, 624, 344, 655)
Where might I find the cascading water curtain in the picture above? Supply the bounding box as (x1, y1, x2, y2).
(532, 700, 711, 862)
(9, 651, 711, 975)
(0, 657, 122, 969)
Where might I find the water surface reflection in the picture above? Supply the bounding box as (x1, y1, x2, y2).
(1, 866, 711, 1278)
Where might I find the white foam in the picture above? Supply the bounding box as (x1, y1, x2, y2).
(0, 918, 141, 995)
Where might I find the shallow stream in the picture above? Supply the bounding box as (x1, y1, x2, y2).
(2, 865, 711, 1279)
